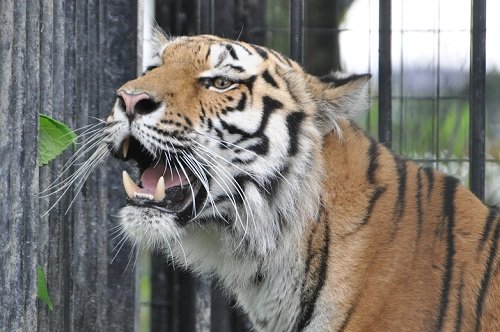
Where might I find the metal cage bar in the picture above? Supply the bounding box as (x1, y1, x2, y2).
(197, 0, 215, 34)
(290, 0, 304, 63)
(469, 0, 486, 200)
(378, 0, 392, 147)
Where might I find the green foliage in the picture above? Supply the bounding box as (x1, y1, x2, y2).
(37, 266, 54, 311)
(37, 114, 75, 312)
(39, 114, 77, 166)
(439, 101, 469, 158)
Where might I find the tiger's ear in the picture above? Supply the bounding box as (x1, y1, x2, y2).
(313, 73, 371, 136)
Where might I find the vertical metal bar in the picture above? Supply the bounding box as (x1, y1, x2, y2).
(173, 271, 197, 332)
(469, 0, 486, 200)
(289, 0, 304, 63)
(197, 0, 214, 34)
(378, 0, 392, 147)
(195, 280, 212, 332)
(175, 0, 184, 34)
(150, 254, 169, 331)
(210, 286, 232, 332)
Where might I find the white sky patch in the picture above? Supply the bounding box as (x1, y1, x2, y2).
(340, 0, 500, 74)
(138, 0, 155, 73)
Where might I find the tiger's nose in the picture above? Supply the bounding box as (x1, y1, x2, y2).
(117, 91, 161, 120)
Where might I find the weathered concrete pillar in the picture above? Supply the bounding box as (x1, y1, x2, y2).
(0, 1, 138, 331)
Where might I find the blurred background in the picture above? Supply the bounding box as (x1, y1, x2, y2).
(137, 0, 500, 331)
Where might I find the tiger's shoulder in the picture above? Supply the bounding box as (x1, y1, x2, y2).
(313, 118, 499, 331)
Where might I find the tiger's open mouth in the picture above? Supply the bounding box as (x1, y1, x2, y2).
(113, 136, 206, 218)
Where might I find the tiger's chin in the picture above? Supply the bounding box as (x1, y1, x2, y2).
(118, 204, 192, 252)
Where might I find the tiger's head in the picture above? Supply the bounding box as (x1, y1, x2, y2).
(105, 34, 369, 258)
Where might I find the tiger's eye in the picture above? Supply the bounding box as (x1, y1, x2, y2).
(213, 77, 233, 89)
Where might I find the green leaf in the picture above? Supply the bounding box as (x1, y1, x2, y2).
(39, 114, 77, 166)
(37, 265, 54, 311)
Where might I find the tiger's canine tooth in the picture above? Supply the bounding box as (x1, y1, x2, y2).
(122, 136, 130, 158)
(122, 170, 139, 198)
(153, 176, 166, 201)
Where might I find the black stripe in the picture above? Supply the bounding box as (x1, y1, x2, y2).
(200, 36, 219, 42)
(416, 168, 424, 242)
(246, 137, 269, 155)
(261, 165, 288, 203)
(225, 44, 239, 60)
(224, 95, 279, 139)
(212, 172, 245, 205)
(362, 186, 386, 226)
(235, 93, 247, 111)
(231, 156, 256, 164)
(205, 47, 211, 60)
(341, 186, 386, 238)
(390, 155, 407, 241)
(142, 65, 159, 75)
(280, 74, 300, 104)
(286, 112, 305, 156)
(253, 45, 269, 59)
(214, 127, 223, 142)
(319, 73, 371, 86)
(258, 96, 282, 134)
(212, 193, 244, 207)
(176, 183, 208, 224)
(233, 166, 287, 205)
(423, 167, 434, 200)
(197, 214, 230, 225)
(219, 119, 252, 138)
(262, 69, 279, 88)
(242, 75, 256, 93)
(182, 114, 192, 126)
(366, 138, 379, 184)
(338, 304, 357, 332)
(218, 96, 282, 157)
(435, 176, 459, 331)
(394, 155, 407, 220)
(455, 273, 464, 332)
(474, 219, 499, 331)
(214, 51, 226, 68)
(269, 48, 290, 65)
(478, 207, 498, 252)
(295, 209, 330, 331)
(200, 104, 207, 122)
(227, 64, 244, 72)
(153, 124, 179, 136)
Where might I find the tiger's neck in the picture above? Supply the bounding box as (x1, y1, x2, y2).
(172, 127, 328, 330)
(173, 121, 377, 331)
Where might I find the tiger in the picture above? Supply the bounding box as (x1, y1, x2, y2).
(95, 33, 499, 331)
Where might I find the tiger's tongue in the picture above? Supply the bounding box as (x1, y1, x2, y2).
(139, 163, 187, 195)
